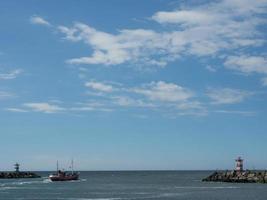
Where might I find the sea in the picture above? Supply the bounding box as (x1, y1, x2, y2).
(1, 171, 267, 200)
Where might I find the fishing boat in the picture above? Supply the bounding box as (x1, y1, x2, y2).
(49, 160, 79, 181)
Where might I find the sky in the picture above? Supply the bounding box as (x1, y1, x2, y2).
(0, 0, 267, 171)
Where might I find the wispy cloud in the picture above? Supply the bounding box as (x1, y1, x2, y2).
(151, 9, 217, 25)
(262, 77, 267, 86)
(133, 81, 193, 102)
(7, 101, 113, 114)
(0, 91, 15, 99)
(112, 96, 155, 108)
(30, 16, 51, 26)
(5, 82, 256, 117)
(5, 108, 28, 113)
(84, 80, 206, 116)
(176, 101, 204, 110)
(224, 55, 267, 74)
(59, 25, 166, 66)
(152, 0, 267, 26)
(70, 101, 113, 112)
(70, 106, 113, 112)
(213, 110, 256, 116)
(85, 81, 114, 92)
(23, 102, 64, 113)
(54, 0, 266, 68)
(205, 65, 217, 72)
(0, 69, 22, 80)
(207, 88, 252, 104)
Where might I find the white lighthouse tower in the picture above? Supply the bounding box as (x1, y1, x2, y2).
(235, 157, 244, 172)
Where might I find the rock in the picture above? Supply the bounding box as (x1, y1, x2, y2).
(203, 170, 267, 184)
(0, 172, 41, 179)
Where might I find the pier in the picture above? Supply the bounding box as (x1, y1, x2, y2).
(203, 157, 267, 183)
(0, 163, 41, 179)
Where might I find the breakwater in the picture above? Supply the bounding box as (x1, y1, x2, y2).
(0, 171, 41, 179)
(203, 170, 267, 183)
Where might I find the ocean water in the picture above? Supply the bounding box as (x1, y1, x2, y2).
(1, 171, 267, 200)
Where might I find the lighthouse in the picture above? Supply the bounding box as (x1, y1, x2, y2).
(235, 157, 244, 172)
(14, 163, 20, 173)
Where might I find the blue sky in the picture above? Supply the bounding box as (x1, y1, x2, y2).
(0, 0, 267, 171)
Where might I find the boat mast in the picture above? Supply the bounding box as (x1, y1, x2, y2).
(71, 159, 74, 174)
(56, 160, 59, 172)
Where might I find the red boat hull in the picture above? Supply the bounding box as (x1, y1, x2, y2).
(49, 174, 79, 181)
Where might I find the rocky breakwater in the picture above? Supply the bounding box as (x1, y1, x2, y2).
(0, 171, 41, 179)
(203, 170, 267, 183)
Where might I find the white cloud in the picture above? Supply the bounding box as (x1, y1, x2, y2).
(71, 102, 113, 112)
(7, 101, 113, 114)
(205, 65, 217, 72)
(207, 88, 252, 104)
(0, 69, 22, 80)
(5, 108, 28, 113)
(59, 23, 182, 66)
(262, 77, 267, 86)
(112, 96, 155, 108)
(222, 0, 267, 14)
(152, 0, 267, 25)
(84, 80, 207, 116)
(133, 81, 193, 102)
(71, 106, 113, 112)
(224, 55, 267, 74)
(23, 102, 64, 113)
(0, 91, 15, 99)
(59, 24, 168, 66)
(151, 0, 267, 57)
(214, 110, 256, 116)
(85, 81, 114, 92)
(112, 96, 138, 106)
(151, 10, 218, 26)
(55, 0, 266, 68)
(176, 101, 204, 110)
(30, 16, 50, 26)
(83, 80, 207, 116)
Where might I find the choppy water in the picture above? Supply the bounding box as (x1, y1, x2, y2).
(1, 171, 267, 200)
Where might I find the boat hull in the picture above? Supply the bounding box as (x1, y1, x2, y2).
(49, 174, 79, 182)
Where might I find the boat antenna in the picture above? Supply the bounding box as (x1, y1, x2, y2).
(56, 160, 59, 172)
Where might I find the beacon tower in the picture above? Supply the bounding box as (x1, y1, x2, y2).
(235, 157, 244, 172)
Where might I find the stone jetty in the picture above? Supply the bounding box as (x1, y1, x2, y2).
(0, 163, 41, 179)
(203, 157, 267, 183)
(202, 170, 267, 183)
(0, 171, 41, 179)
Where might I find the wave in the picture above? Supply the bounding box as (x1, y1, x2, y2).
(43, 178, 52, 183)
(174, 186, 239, 189)
(0, 177, 85, 191)
(0, 177, 52, 189)
(61, 198, 123, 200)
(0, 186, 20, 191)
(62, 192, 185, 200)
